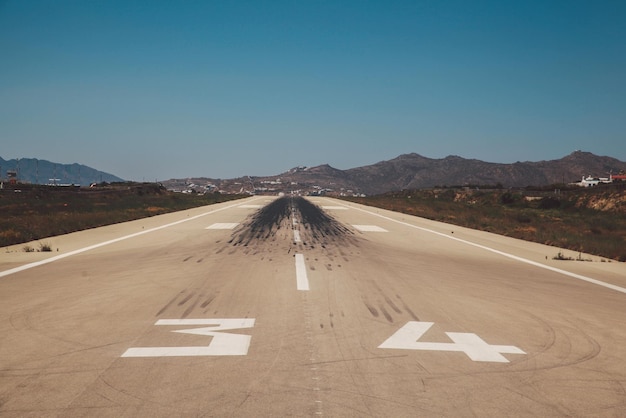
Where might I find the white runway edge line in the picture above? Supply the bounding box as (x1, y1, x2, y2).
(295, 253, 310, 291)
(329, 200, 626, 295)
(0, 199, 263, 279)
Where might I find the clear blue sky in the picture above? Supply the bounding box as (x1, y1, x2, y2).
(1, 1, 625, 181)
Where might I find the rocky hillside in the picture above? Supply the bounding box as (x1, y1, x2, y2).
(573, 190, 626, 212)
(0, 157, 124, 186)
(343, 151, 626, 194)
(163, 151, 626, 196)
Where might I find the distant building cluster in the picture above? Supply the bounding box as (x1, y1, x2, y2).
(574, 173, 626, 187)
(165, 175, 367, 197)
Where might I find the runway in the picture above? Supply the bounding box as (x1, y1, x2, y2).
(1, 196, 625, 417)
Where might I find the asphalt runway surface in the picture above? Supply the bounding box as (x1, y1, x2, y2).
(1, 196, 625, 417)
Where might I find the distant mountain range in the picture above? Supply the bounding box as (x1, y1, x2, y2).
(0, 157, 124, 186)
(5, 152, 625, 195)
(163, 151, 626, 195)
(335, 151, 626, 194)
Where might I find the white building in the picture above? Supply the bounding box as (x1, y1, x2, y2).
(577, 175, 611, 187)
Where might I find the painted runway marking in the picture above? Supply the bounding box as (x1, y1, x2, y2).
(240, 204, 262, 209)
(352, 225, 388, 232)
(328, 200, 626, 295)
(294, 230, 302, 243)
(295, 253, 310, 291)
(121, 318, 255, 357)
(322, 206, 348, 210)
(379, 321, 525, 363)
(206, 223, 239, 230)
(0, 199, 263, 279)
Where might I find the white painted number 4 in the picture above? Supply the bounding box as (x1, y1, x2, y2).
(379, 321, 525, 363)
(122, 318, 255, 357)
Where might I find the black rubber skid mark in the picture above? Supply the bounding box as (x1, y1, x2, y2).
(229, 198, 289, 246)
(230, 196, 353, 247)
(296, 197, 353, 240)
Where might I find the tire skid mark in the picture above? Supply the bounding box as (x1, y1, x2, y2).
(177, 292, 194, 306)
(98, 375, 152, 405)
(200, 295, 215, 309)
(364, 302, 379, 318)
(560, 317, 602, 365)
(182, 294, 202, 318)
(384, 295, 403, 314)
(379, 305, 394, 323)
(228, 196, 358, 255)
(401, 302, 420, 321)
(476, 308, 604, 375)
(156, 291, 184, 316)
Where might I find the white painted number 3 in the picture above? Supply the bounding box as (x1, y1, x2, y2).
(379, 321, 525, 363)
(122, 318, 255, 357)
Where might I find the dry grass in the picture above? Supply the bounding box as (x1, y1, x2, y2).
(343, 186, 626, 262)
(0, 183, 246, 248)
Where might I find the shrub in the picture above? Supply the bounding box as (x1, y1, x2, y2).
(553, 251, 573, 261)
(539, 197, 561, 209)
(501, 192, 516, 205)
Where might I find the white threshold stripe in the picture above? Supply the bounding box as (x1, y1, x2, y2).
(206, 223, 239, 230)
(329, 200, 626, 295)
(295, 253, 310, 291)
(353, 224, 388, 232)
(0, 199, 262, 279)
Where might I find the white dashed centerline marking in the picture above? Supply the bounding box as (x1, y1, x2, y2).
(294, 230, 302, 243)
(295, 254, 310, 291)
